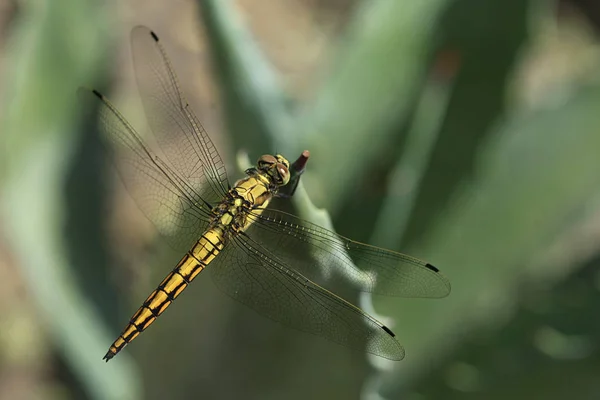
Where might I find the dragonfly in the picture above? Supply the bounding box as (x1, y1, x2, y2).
(81, 26, 451, 362)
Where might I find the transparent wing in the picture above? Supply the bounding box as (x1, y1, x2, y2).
(245, 209, 451, 298)
(130, 25, 229, 199)
(210, 232, 405, 360)
(79, 88, 211, 253)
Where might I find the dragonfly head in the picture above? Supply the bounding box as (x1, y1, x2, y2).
(257, 154, 290, 187)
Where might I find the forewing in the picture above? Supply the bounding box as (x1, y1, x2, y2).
(79, 88, 210, 253)
(245, 209, 451, 298)
(130, 25, 229, 200)
(210, 233, 405, 360)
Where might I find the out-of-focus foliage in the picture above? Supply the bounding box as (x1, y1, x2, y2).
(1, 0, 600, 399)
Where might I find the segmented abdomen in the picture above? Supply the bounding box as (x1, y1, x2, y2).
(103, 229, 225, 361)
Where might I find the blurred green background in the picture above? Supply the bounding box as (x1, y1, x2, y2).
(2, 0, 600, 399)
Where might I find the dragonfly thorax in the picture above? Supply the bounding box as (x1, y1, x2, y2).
(210, 172, 278, 237)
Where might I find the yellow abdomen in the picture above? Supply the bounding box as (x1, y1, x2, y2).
(104, 175, 272, 361)
(103, 228, 225, 361)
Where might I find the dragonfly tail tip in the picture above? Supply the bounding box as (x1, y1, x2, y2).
(102, 351, 115, 362)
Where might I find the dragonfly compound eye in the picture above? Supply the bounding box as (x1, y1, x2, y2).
(275, 154, 290, 169)
(258, 154, 277, 170)
(277, 164, 290, 185)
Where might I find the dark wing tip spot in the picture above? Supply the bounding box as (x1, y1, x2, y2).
(150, 31, 159, 42)
(91, 89, 103, 99)
(425, 263, 440, 272)
(382, 325, 395, 337)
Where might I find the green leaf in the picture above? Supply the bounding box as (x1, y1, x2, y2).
(382, 84, 600, 394)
